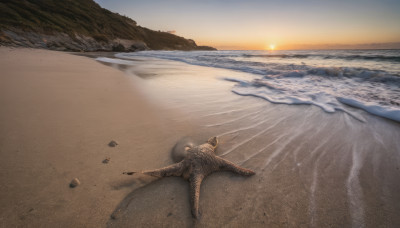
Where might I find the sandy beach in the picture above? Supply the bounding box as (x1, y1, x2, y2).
(1, 47, 400, 227)
(0, 47, 198, 227)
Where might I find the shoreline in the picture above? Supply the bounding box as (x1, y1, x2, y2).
(1, 47, 400, 227)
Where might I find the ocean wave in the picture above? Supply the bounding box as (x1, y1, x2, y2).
(242, 54, 310, 59)
(337, 97, 400, 122)
(227, 73, 399, 122)
(115, 50, 400, 123)
(96, 57, 136, 65)
(241, 54, 400, 62)
(116, 51, 400, 79)
(322, 54, 400, 62)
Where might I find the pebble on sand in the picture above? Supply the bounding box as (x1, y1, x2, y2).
(103, 157, 110, 164)
(108, 140, 118, 147)
(70, 178, 80, 188)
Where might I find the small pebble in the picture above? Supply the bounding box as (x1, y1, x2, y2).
(103, 157, 110, 164)
(108, 140, 118, 147)
(70, 178, 80, 188)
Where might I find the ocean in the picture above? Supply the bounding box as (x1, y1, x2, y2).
(109, 49, 400, 123)
(96, 49, 400, 227)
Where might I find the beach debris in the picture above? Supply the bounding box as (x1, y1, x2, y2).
(69, 178, 80, 188)
(103, 157, 111, 164)
(171, 137, 195, 163)
(108, 140, 118, 147)
(123, 136, 255, 219)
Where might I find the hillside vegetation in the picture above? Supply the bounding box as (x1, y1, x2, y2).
(0, 0, 215, 51)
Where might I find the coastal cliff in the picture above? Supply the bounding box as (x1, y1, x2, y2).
(0, 0, 216, 51)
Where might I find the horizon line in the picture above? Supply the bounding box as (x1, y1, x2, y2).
(212, 48, 400, 51)
(205, 42, 400, 51)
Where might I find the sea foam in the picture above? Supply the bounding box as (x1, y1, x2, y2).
(114, 50, 400, 123)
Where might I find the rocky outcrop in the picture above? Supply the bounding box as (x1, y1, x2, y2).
(1, 29, 149, 52)
(0, 0, 216, 52)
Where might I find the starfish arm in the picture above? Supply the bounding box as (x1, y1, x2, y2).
(142, 161, 185, 178)
(216, 157, 256, 176)
(189, 174, 204, 219)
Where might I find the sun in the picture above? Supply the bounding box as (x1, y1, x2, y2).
(269, 44, 276, 50)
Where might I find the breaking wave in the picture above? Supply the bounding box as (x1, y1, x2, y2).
(111, 50, 400, 123)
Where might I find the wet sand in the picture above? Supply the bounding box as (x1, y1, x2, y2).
(1, 47, 400, 227)
(102, 56, 400, 228)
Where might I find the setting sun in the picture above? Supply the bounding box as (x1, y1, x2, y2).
(269, 44, 276, 50)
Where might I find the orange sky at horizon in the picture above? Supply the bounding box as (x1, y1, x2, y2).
(196, 33, 400, 50)
(96, 0, 400, 50)
(198, 41, 400, 51)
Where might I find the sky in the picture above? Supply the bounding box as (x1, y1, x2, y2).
(94, 0, 400, 50)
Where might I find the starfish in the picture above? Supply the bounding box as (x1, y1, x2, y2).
(124, 137, 255, 218)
